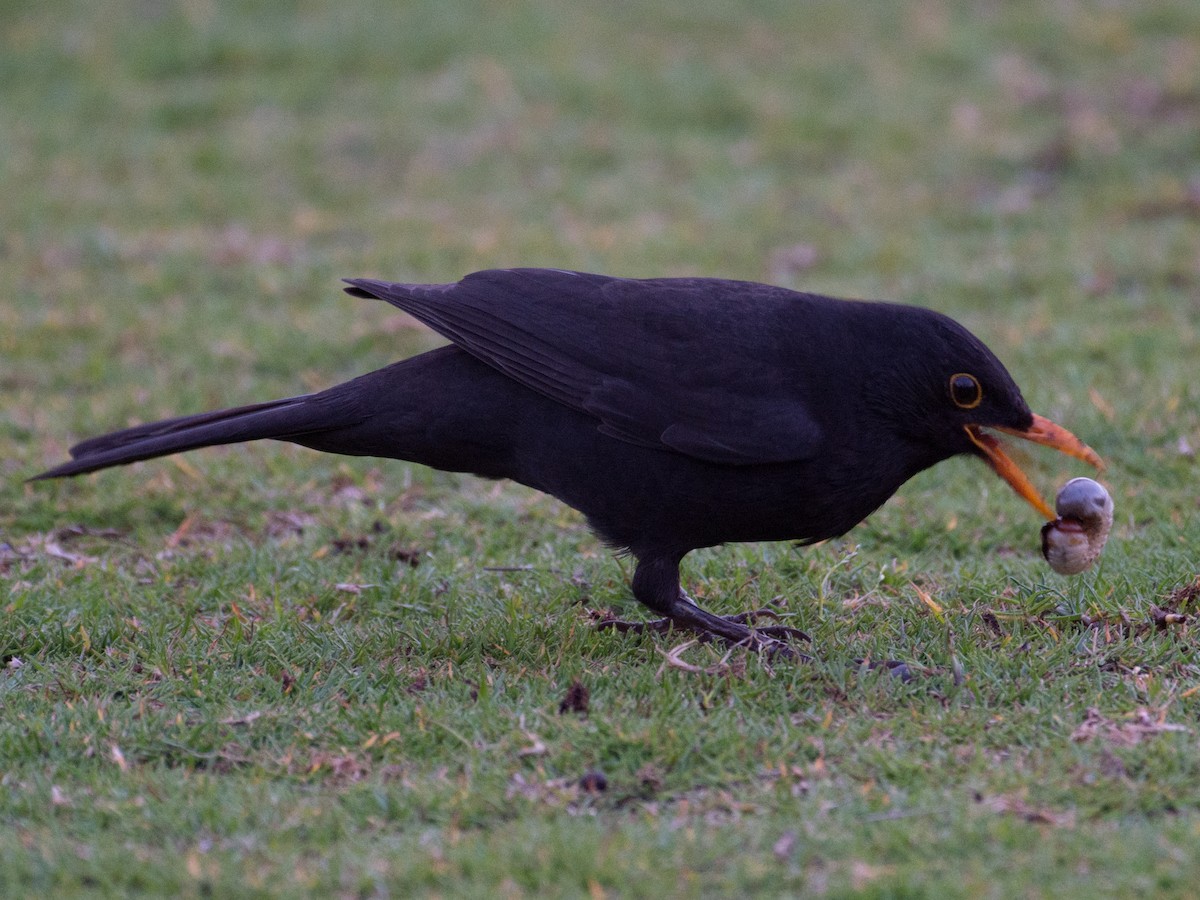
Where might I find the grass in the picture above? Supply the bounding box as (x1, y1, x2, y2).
(3, 0, 1200, 895)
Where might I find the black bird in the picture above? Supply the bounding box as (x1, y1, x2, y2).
(34, 269, 1103, 651)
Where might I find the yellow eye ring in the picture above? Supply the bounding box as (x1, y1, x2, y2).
(949, 373, 983, 409)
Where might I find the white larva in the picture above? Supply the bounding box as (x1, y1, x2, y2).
(1040, 477, 1113, 575)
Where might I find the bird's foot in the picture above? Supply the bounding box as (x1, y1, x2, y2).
(596, 610, 809, 644)
(595, 600, 810, 654)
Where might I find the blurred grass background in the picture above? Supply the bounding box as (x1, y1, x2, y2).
(3, 0, 1200, 895)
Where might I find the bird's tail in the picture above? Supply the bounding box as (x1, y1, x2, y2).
(31, 393, 348, 480)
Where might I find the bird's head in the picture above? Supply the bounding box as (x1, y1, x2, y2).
(871, 307, 1103, 520)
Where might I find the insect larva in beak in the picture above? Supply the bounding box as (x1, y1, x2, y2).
(1041, 477, 1113, 575)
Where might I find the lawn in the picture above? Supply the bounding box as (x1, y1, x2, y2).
(3, 0, 1200, 895)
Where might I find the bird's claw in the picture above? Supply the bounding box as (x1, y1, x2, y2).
(719, 608, 811, 641)
(594, 605, 810, 649)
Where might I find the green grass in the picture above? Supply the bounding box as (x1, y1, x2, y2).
(4, 0, 1200, 895)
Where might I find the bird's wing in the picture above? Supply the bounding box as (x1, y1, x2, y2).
(344, 269, 825, 464)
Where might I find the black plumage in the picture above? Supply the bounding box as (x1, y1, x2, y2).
(35, 269, 1102, 650)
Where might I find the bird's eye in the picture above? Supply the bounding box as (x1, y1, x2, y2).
(949, 373, 982, 409)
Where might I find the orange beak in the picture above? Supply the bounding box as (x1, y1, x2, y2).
(965, 415, 1104, 520)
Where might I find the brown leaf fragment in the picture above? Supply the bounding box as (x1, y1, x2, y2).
(309, 752, 370, 783)
(579, 770, 608, 794)
(1071, 707, 1189, 746)
(979, 793, 1075, 828)
(390, 544, 423, 566)
(980, 611, 1004, 637)
(407, 670, 429, 694)
(558, 679, 590, 715)
(1164, 576, 1200, 612)
(331, 535, 372, 554)
(166, 515, 197, 549)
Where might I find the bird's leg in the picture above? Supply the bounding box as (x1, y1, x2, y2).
(595, 555, 810, 652)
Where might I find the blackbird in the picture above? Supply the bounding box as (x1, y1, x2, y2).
(34, 268, 1103, 651)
